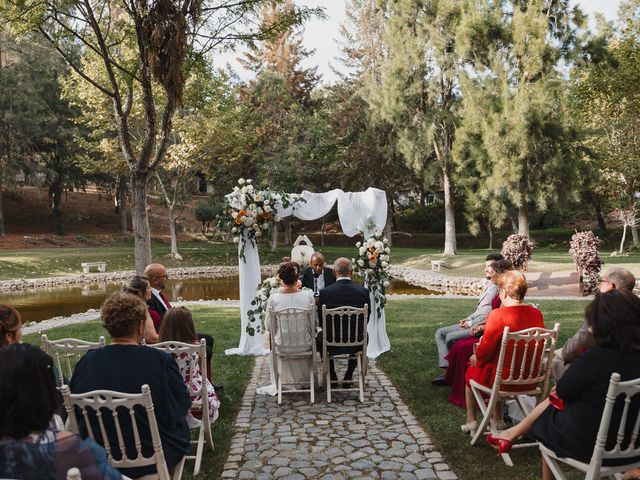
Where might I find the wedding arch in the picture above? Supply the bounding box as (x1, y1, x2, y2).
(224, 186, 392, 359)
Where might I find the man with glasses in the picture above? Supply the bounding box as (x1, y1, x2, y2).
(551, 267, 636, 380)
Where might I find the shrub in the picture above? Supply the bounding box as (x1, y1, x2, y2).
(501, 234, 534, 271)
(194, 201, 223, 235)
(569, 231, 603, 295)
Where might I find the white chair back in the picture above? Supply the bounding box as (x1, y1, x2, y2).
(61, 384, 176, 480)
(41, 335, 106, 387)
(271, 307, 315, 351)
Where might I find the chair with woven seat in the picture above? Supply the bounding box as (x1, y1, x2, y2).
(41, 334, 106, 387)
(148, 339, 213, 475)
(540, 372, 640, 480)
(269, 306, 317, 404)
(469, 324, 559, 466)
(62, 384, 184, 480)
(321, 304, 369, 403)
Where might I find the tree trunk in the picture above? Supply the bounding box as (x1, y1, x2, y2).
(518, 171, 530, 237)
(620, 224, 628, 255)
(168, 208, 182, 260)
(283, 218, 292, 245)
(488, 223, 493, 250)
(131, 171, 152, 273)
(49, 173, 64, 236)
(632, 225, 639, 247)
(441, 162, 457, 256)
(0, 173, 4, 237)
(271, 221, 278, 250)
(385, 223, 393, 248)
(594, 200, 607, 231)
(321, 216, 325, 248)
(118, 175, 128, 234)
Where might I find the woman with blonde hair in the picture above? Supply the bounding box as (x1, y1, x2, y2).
(461, 270, 545, 433)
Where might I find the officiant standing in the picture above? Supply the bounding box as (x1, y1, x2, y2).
(300, 252, 336, 296)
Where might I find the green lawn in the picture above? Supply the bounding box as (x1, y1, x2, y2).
(377, 298, 588, 480)
(23, 299, 590, 480)
(23, 306, 253, 480)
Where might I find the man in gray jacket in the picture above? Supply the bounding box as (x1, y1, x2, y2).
(432, 253, 504, 386)
(551, 267, 636, 380)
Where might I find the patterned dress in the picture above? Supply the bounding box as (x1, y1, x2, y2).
(176, 351, 220, 422)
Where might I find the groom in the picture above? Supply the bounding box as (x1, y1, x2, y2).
(317, 258, 370, 385)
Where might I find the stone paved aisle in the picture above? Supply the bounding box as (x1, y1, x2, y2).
(221, 357, 457, 480)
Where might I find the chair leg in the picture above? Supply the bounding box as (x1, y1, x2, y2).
(204, 413, 214, 451)
(310, 362, 315, 404)
(357, 354, 364, 402)
(540, 451, 569, 480)
(326, 362, 332, 404)
(172, 456, 186, 480)
(277, 357, 283, 405)
(193, 421, 205, 475)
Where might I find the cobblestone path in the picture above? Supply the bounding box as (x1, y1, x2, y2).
(221, 357, 457, 480)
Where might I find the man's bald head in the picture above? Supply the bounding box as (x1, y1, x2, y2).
(144, 263, 168, 290)
(310, 252, 326, 275)
(333, 258, 353, 278)
(601, 268, 636, 293)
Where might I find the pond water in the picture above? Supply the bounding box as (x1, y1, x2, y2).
(0, 276, 444, 324)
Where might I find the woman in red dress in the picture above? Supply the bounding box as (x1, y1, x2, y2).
(461, 270, 545, 433)
(444, 259, 512, 407)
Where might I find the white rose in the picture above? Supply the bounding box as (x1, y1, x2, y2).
(233, 237, 239, 244)
(232, 227, 238, 233)
(246, 184, 254, 191)
(241, 186, 247, 193)
(257, 207, 263, 214)
(385, 247, 390, 253)
(375, 241, 384, 251)
(383, 237, 388, 243)
(367, 269, 374, 275)
(274, 215, 281, 222)
(264, 205, 272, 213)
(359, 247, 366, 256)
(383, 280, 390, 287)
(357, 259, 365, 267)
(239, 215, 247, 223)
(381, 261, 388, 268)
(356, 242, 361, 247)
(253, 223, 260, 230)
(269, 278, 279, 288)
(264, 199, 270, 206)
(231, 211, 238, 219)
(246, 179, 253, 184)
(238, 178, 245, 185)
(255, 230, 262, 237)
(374, 230, 381, 237)
(262, 223, 269, 230)
(233, 186, 239, 192)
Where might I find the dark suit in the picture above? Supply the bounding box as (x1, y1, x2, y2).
(147, 292, 215, 380)
(317, 278, 371, 381)
(300, 267, 336, 293)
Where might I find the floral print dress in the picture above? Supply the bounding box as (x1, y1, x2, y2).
(176, 351, 220, 422)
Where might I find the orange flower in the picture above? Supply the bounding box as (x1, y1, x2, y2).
(369, 246, 375, 253)
(369, 255, 377, 261)
(235, 217, 242, 225)
(238, 209, 247, 216)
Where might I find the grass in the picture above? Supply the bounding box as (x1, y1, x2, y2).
(23, 305, 253, 480)
(377, 298, 588, 480)
(23, 299, 590, 480)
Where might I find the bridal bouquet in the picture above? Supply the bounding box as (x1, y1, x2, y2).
(247, 276, 279, 335)
(227, 178, 282, 261)
(353, 231, 391, 316)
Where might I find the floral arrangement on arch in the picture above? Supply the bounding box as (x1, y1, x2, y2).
(569, 230, 603, 295)
(246, 276, 279, 336)
(501, 234, 534, 271)
(226, 178, 295, 261)
(353, 230, 391, 316)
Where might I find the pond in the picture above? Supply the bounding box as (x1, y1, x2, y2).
(0, 276, 444, 324)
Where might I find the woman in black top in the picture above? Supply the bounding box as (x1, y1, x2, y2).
(70, 291, 191, 479)
(487, 290, 640, 480)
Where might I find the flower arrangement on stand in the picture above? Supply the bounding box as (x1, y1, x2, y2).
(501, 234, 534, 271)
(225, 178, 283, 262)
(569, 230, 603, 295)
(353, 231, 391, 316)
(246, 276, 280, 336)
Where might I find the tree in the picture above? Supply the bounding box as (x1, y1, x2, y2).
(370, 0, 462, 255)
(2, 0, 314, 272)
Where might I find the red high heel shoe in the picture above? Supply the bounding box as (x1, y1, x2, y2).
(487, 434, 513, 454)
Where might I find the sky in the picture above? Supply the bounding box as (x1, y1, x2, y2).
(216, 0, 622, 85)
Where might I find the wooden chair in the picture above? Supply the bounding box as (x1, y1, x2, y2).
(61, 384, 184, 480)
(321, 305, 369, 403)
(147, 339, 213, 476)
(469, 324, 559, 466)
(41, 334, 106, 387)
(269, 307, 317, 404)
(540, 372, 640, 480)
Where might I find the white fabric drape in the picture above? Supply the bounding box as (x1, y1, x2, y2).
(226, 187, 391, 359)
(224, 231, 269, 356)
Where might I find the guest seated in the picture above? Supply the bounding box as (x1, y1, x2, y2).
(0, 304, 22, 347)
(0, 343, 122, 480)
(122, 275, 159, 344)
(462, 270, 545, 434)
(300, 252, 336, 296)
(433, 253, 504, 386)
(159, 307, 221, 427)
(267, 261, 318, 386)
(444, 259, 512, 407)
(317, 258, 371, 386)
(486, 290, 640, 480)
(70, 292, 190, 479)
(551, 267, 636, 381)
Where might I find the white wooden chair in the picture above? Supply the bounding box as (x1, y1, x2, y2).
(41, 334, 106, 387)
(540, 372, 640, 480)
(148, 339, 213, 476)
(321, 305, 369, 403)
(269, 307, 317, 404)
(469, 324, 559, 466)
(61, 384, 184, 480)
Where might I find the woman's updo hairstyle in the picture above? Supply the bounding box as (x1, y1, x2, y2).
(278, 261, 299, 286)
(122, 275, 150, 297)
(0, 305, 21, 347)
(498, 270, 528, 301)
